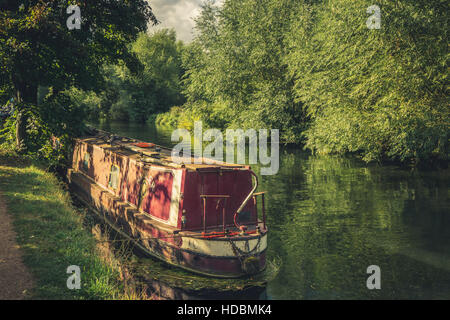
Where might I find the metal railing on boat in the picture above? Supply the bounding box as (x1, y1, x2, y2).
(198, 191, 267, 236)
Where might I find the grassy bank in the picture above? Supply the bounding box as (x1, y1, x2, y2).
(0, 145, 137, 300)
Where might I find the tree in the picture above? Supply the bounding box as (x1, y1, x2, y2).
(128, 29, 185, 122)
(179, 0, 306, 141)
(82, 30, 186, 123)
(0, 1, 157, 151)
(286, 0, 449, 163)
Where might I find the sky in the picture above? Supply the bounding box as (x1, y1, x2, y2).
(149, 0, 222, 43)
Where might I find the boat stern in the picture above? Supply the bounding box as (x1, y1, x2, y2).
(177, 228, 268, 278)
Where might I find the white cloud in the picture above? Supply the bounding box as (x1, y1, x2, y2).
(149, 0, 203, 42)
(148, 0, 223, 42)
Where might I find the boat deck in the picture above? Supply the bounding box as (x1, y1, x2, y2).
(80, 129, 248, 172)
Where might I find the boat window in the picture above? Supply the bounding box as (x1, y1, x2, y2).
(108, 165, 120, 190)
(83, 153, 90, 171)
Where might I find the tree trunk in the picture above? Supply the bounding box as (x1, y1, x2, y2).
(15, 110, 28, 152)
(14, 83, 37, 153)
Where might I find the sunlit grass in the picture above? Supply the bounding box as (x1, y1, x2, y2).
(0, 145, 140, 300)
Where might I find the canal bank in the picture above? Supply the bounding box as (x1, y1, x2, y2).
(0, 146, 141, 299)
(0, 192, 33, 299)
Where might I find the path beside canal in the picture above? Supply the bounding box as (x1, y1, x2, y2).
(0, 192, 33, 299)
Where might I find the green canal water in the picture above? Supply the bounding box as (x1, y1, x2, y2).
(94, 121, 450, 300)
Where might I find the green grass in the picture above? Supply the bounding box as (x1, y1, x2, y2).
(0, 145, 125, 299)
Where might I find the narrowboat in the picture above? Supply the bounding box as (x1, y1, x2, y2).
(68, 128, 268, 278)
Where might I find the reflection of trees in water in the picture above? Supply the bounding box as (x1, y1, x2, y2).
(258, 152, 450, 299)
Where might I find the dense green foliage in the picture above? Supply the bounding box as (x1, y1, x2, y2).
(286, 0, 449, 163)
(1, 90, 86, 167)
(0, 0, 156, 156)
(1, 0, 448, 165)
(73, 30, 185, 123)
(158, 0, 306, 141)
(157, 0, 448, 164)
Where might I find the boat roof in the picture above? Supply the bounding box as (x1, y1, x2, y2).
(77, 127, 248, 171)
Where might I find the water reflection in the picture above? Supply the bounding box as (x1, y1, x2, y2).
(93, 121, 450, 299)
(130, 255, 269, 300)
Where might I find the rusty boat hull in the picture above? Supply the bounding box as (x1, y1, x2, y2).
(68, 129, 268, 278)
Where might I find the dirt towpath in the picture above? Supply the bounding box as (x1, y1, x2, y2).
(0, 192, 33, 299)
